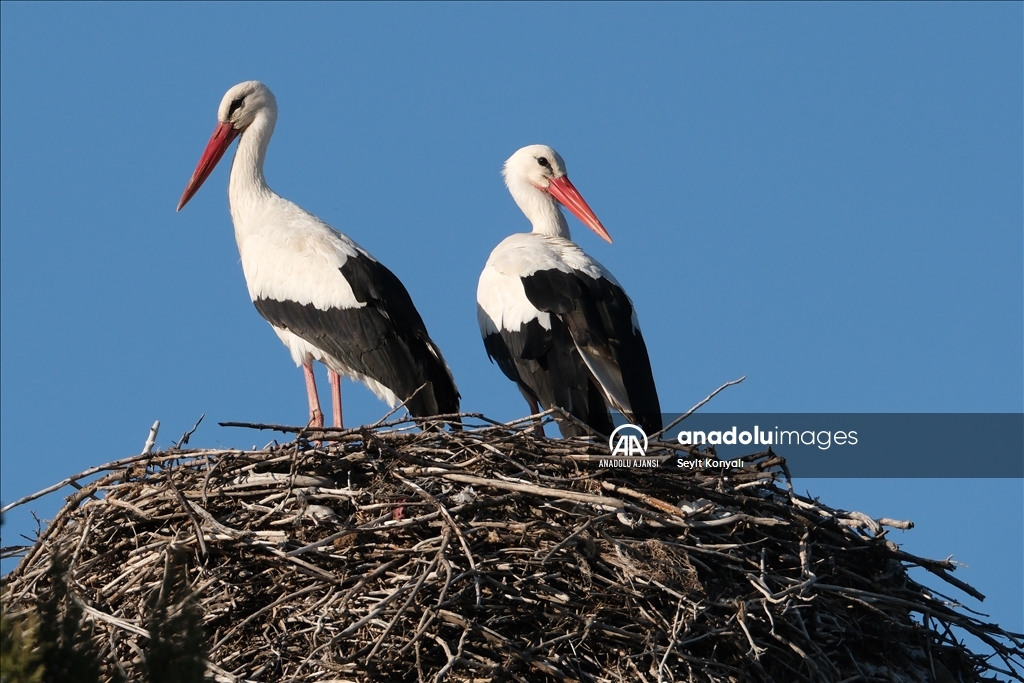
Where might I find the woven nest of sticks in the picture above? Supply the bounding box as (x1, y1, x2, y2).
(2, 414, 1022, 682)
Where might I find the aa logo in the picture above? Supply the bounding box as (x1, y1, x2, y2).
(609, 424, 648, 458)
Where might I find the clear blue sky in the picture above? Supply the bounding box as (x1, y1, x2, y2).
(2, 2, 1021, 638)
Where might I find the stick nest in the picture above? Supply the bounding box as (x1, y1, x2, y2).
(3, 416, 1022, 682)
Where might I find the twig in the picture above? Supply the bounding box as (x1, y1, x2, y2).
(175, 414, 205, 449)
(408, 470, 626, 510)
(164, 475, 208, 560)
(370, 382, 428, 427)
(396, 475, 482, 607)
(1, 449, 242, 515)
(652, 376, 746, 439)
(142, 420, 160, 454)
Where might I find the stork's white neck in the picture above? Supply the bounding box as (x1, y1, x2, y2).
(507, 175, 571, 240)
(228, 109, 277, 228)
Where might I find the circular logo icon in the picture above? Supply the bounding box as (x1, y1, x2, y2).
(608, 423, 648, 457)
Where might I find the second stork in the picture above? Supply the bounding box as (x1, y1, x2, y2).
(477, 145, 661, 437)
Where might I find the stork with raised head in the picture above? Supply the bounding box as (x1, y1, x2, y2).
(178, 81, 459, 429)
(477, 145, 661, 438)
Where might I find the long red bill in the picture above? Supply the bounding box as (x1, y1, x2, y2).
(545, 176, 613, 243)
(177, 121, 240, 211)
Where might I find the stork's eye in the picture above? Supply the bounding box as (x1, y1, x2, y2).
(228, 97, 245, 117)
(537, 157, 550, 168)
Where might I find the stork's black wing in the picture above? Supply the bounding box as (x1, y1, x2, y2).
(483, 315, 613, 437)
(254, 251, 460, 421)
(521, 268, 661, 434)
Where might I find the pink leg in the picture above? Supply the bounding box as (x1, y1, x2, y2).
(527, 397, 546, 438)
(328, 369, 343, 429)
(303, 363, 324, 429)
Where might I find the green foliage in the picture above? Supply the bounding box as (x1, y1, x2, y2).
(143, 551, 207, 683)
(34, 553, 102, 683)
(2, 548, 209, 683)
(0, 609, 42, 683)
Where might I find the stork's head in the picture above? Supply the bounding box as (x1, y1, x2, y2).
(177, 81, 277, 211)
(502, 145, 612, 243)
(502, 144, 568, 190)
(216, 80, 277, 132)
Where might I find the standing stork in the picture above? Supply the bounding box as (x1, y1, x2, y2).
(178, 81, 459, 429)
(477, 145, 661, 437)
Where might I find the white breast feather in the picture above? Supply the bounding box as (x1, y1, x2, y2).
(477, 231, 642, 414)
(235, 197, 367, 310)
(476, 233, 621, 334)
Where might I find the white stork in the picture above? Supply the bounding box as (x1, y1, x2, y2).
(477, 145, 661, 437)
(178, 81, 459, 429)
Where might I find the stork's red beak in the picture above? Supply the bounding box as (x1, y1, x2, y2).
(177, 121, 240, 211)
(546, 175, 613, 243)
